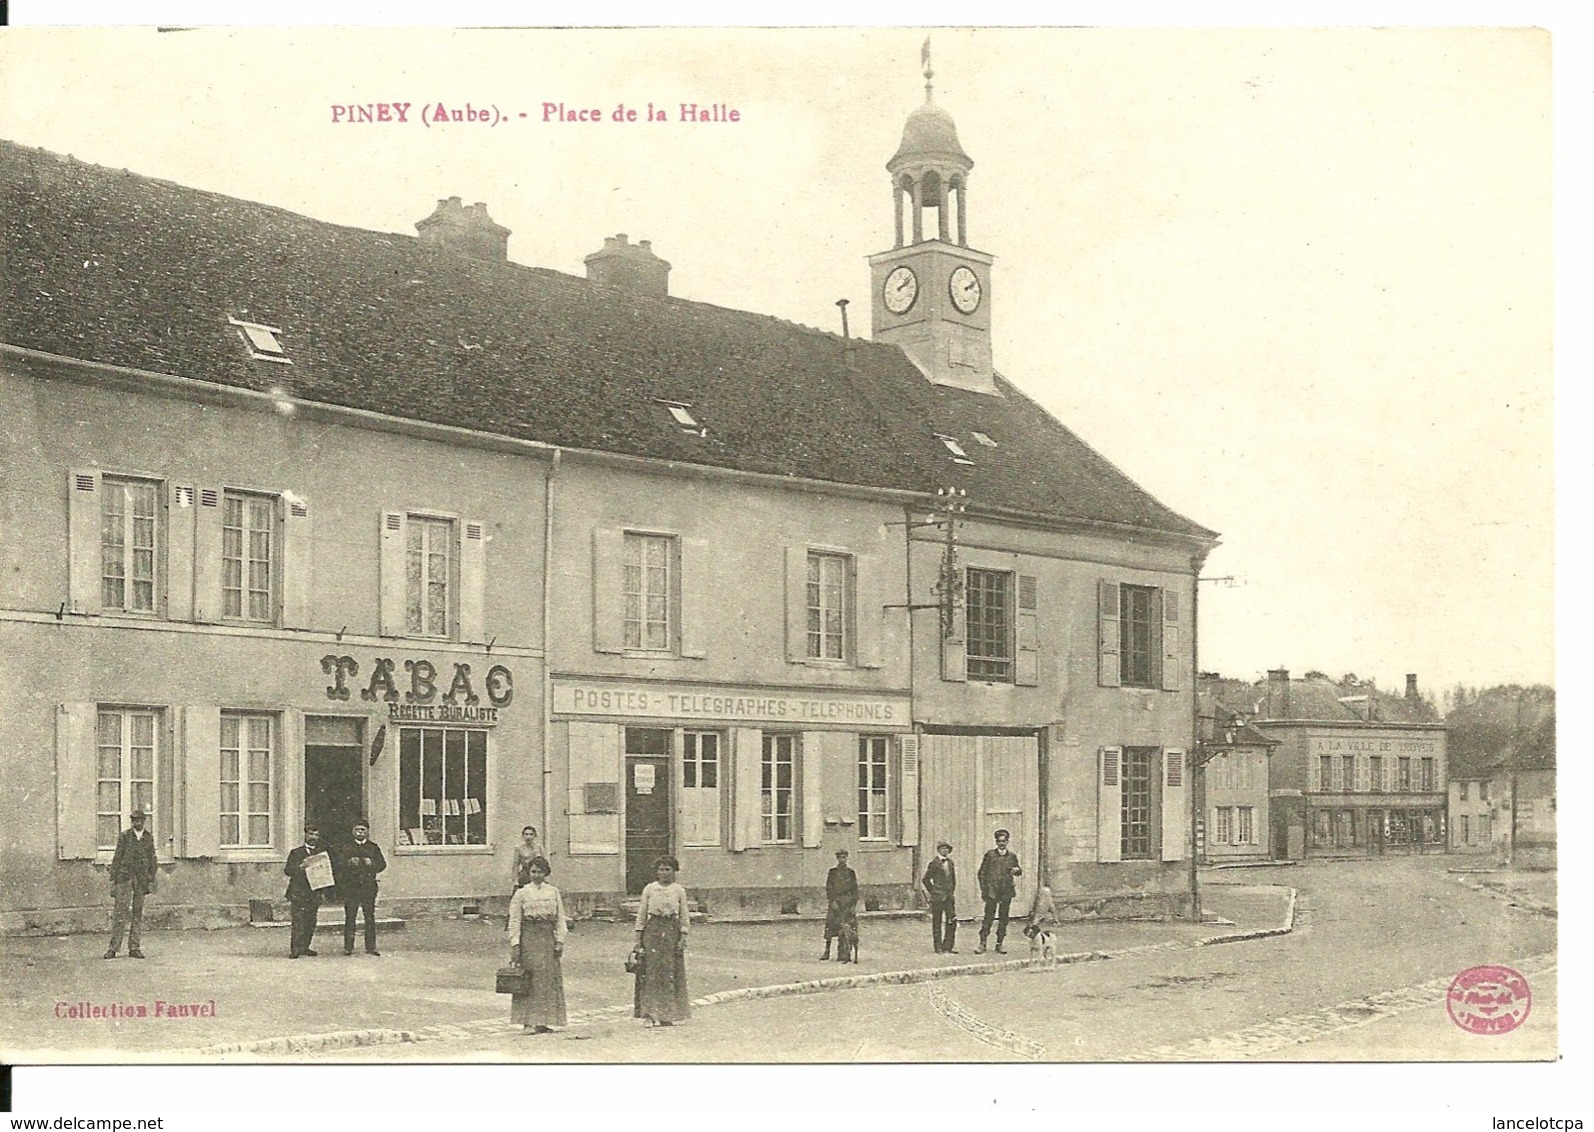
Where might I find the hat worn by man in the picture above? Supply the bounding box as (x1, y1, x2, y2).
(129, 809, 148, 820)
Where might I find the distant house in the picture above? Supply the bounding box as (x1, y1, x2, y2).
(1485, 712, 1556, 869)
(1444, 689, 1554, 869)
(1194, 693, 1277, 863)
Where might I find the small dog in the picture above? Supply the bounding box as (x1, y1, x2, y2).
(1024, 922, 1056, 962)
(835, 922, 860, 964)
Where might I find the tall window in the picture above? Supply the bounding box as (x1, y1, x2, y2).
(857, 736, 889, 840)
(1341, 756, 1355, 793)
(1120, 747, 1157, 859)
(806, 552, 848, 660)
(1460, 815, 1471, 844)
(223, 491, 275, 621)
(1479, 781, 1489, 801)
(1213, 806, 1233, 845)
(398, 727, 487, 846)
(1420, 757, 1435, 792)
(1319, 755, 1333, 791)
(406, 516, 453, 638)
(623, 533, 673, 651)
(1460, 781, 1469, 801)
(681, 730, 722, 846)
(1119, 585, 1156, 687)
(101, 477, 159, 612)
(221, 713, 273, 848)
(1237, 806, 1254, 845)
(761, 732, 797, 843)
(965, 568, 1013, 682)
(96, 708, 157, 849)
(1397, 757, 1412, 791)
(1370, 756, 1383, 793)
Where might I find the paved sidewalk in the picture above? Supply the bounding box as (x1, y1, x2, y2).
(1, 884, 1290, 1061)
(1449, 867, 1557, 917)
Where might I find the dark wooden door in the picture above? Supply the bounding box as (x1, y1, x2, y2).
(305, 744, 364, 857)
(626, 755, 673, 894)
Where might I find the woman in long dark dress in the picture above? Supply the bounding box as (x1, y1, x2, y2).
(633, 856, 690, 1027)
(506, 856, 568, 1034)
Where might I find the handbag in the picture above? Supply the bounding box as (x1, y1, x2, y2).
(624, 946, 645, 975)
(495, 965, 533, 995)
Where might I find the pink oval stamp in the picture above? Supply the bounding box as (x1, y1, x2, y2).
(1446, 965, 1532, 1035)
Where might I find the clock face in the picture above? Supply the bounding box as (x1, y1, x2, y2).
(883, 265, 919, 314)
(949, 265, 982, 314)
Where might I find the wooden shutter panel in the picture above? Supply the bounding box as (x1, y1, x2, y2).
(190, 488, 225, 623)
(1015, 573, 1039, 686)
(56, 702, 99, 859)
(784, 547, 807, 662)
(567, 722, 619, 854)
(67, 469, 101, 615)
(379, 511, 407, 637)
(183, 706, 221, 858)
(679, 536, 710, 659)
(591, 528, 625, 654)
(854, 553, 887, 669)
(167, 484, 196, 621)
(281, 495, 313, 630)
(801, 732, 825, 848)
(898, 734, 920, 846)
(1161, 588, 1182, 691)
(940, 568, 967, 682)
(1098, 580, 1121, 687)
(731, 727, 763, 850)
(459, 518, 486, 643)
(1162, 749, 1187, 862)
(1097, 746, 1122, 862)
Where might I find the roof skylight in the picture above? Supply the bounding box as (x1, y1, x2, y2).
(659, 400, 707, 437)
(936, 434, 975, 465)
(971, 431, 998, 448)
(228, 316, 291, 364)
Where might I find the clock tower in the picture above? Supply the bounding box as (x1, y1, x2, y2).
(869, 51, 996, 395)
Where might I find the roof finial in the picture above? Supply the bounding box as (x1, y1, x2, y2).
(921, 35, 934, 101)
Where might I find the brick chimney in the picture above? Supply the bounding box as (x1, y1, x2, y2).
(584, 233, 671, 298)
(1405, 673, 1419, 700)
(1266, 668, 1291, 719)
(415, 197, 511, 263)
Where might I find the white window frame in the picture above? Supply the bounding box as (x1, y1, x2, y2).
(761, 732, 798, 844)
(1213, 806, 1232, 845)
(857, 735, 890, 841)
(100, 475, 161, 614)
(1237, 805, 1254, 845)
(806, 551, 849, 661)
(680, 729, 723, 847)
(397, 726, 490, 850)
(222, 490, 278, 623)
(623, 531, 675, 653)
(220, 713, 275, 849)
(96, 707, 159, 851)
(406, 514, 455, 639)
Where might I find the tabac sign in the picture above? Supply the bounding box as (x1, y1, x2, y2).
(320, 654, 514, 726)
(552, 679, 910, 728)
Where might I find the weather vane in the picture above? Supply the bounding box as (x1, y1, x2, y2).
(922, 35, 934, 100)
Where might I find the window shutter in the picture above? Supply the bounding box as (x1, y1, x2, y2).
(167, 484, 196, 621)
(1015, 573, 1039, 686)
(1355, 757, 1369, 793)
(940, 568, 967, 682)
(192, 488, 225, 623)
(1098, 580, 1121, 687)
(56, 702, 98, 859)
(801, 732, 825, 848)
(379, 511, 407, 637)
(731, 727, 763, 851)
(281, 495, 313, 630)
(679, 536, 710, 659)
(591, 527, 625, 654)
(1162, 749, 1187, 862)
(459, 518, 486, 643)
(854, 553, 886, 669)
(566, 722, 619, 854)
(1097, 746, 1122, 862)
(1161, 588, 1182, 691)
(898, 734, 921, 846)
(182, 706, 221, 857)
(784, 546, 808, 662)
(67, 469, 102, 615)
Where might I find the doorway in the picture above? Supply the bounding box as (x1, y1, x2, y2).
(624, 727, 673, 895)
(304, 716, 365, 863)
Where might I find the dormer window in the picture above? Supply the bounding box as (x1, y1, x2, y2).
(971, 431, 998, 448)
(935, 434, 975, 465)
(659, 400, 706, 437)
(228, 316, 291, 364)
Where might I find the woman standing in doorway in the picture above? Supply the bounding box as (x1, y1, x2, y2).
(506, 855, 568, 1034)
(633, 856, 690, 1027)
(510, 825, 541, 892)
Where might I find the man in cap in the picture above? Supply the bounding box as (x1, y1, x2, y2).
(284, 824, 327, 958)
(976, 828, 1023, 954)
(820, 848, 859, 961)
(921, 839, 958, 953)
(337, 818, 387, 956)
(104, 808, 157, 959)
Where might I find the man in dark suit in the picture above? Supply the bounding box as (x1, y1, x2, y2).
(338, 818, 387, 956)
(284, 825, 327, 958)
(104, 808, 157, 959)
(921, 839, 958, 953)
(976, 828, 1022, 954)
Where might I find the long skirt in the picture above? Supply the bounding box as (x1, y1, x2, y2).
(633, 914, 690, 1023)
(510, 917, 568, 1028)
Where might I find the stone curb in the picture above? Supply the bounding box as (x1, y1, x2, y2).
(1193, 886, 1297, 946)
(1451, 874, 1557, 919)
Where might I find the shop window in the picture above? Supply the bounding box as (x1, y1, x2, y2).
(1120, 747, 1157, 860)
(1237, 805, 1254, 845)
(220, 713, 274, 848)
(96, 708, 159, 850)
(761, 732, 798, 844)
(1213, 806, 1232, 845)
(806, 551, 849, 661)
(966, 567, 1014, 682)
(857, 736, 890, 841)
(398, 727, 487, 846)
(101, 476, 160, 613)
(222, 491, 277, 622)
(681, 730, 722, 847)
(624, 532, 675, 651)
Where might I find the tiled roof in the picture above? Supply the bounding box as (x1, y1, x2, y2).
(0, 141, 1215, 542)
(1201, 672, 1440, 725)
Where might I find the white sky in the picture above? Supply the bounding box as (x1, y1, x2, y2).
(0, 21, 1563, 701)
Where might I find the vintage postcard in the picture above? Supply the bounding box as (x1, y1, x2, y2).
(0, 16, 1568, 1124)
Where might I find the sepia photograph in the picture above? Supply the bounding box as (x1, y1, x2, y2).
(0, 7, 1575, 1126)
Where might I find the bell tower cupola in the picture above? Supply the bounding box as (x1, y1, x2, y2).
(869, 42, 996, 394)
